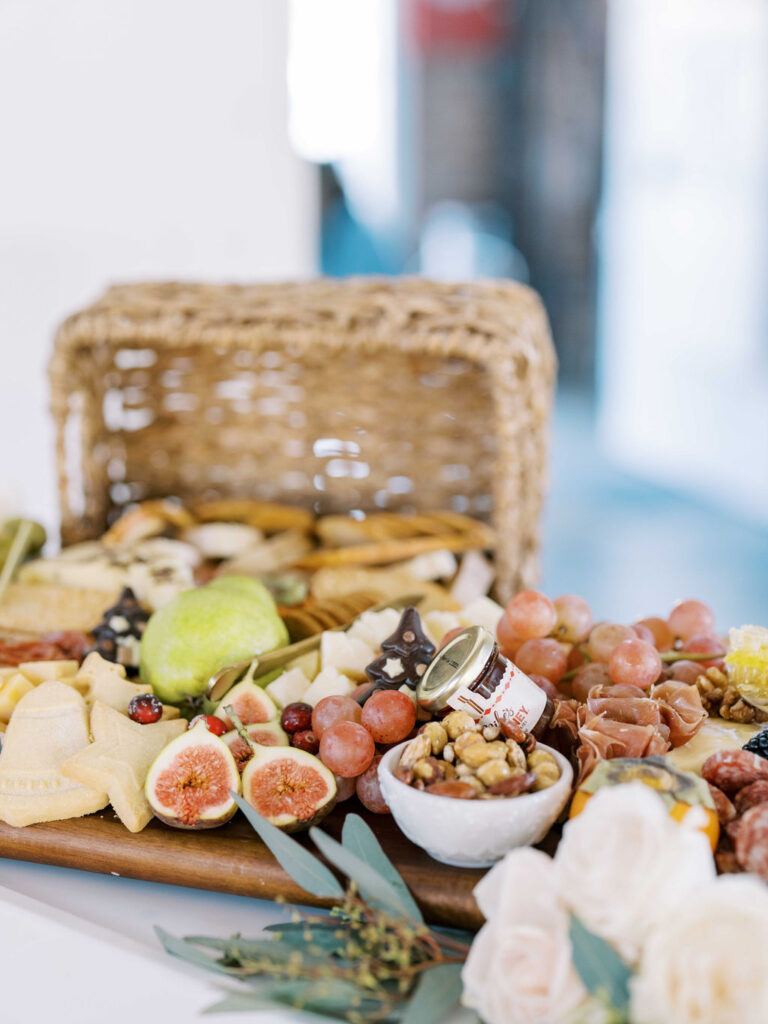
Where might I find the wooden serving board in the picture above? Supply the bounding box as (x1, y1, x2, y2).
(0, 806, 487, 931)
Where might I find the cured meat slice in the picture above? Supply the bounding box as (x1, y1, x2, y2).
(708, 783, 737, 825)
(702, 749, 768, 795)
(734, 779, 768, 816)
(735, 803, 768, 879)
(587, 691, 663, 728)
(650, 680, 707, 748)
(576, 709, 671, 784)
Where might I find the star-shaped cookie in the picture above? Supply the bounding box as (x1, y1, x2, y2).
(75, 652, 179, 719)
(61, 701, 185, 832)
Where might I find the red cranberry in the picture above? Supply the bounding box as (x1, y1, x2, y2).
(280, 702, 313, 734)
(290, 729, 319, 754)
(189, 714, 228, 736)
(128, 693, 163, 724)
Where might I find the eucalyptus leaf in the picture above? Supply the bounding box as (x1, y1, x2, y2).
(187, 933, 348, 964)
(309, 826, 421, 922)
(263, 928, 350, 956)
(341, 814, 423, 923)
(236, 976, 393, 1020)
(569, 916, 631, 1014)
(400, 963, 466, 1024)
(202, 987, 323, 1020)
(155, 928, 235, 976)
(233, 793, 344, 899)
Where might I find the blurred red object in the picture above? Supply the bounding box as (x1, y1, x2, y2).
(409, 0, 505, 52)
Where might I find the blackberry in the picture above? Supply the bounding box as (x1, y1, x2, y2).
(743, 729, 768, 760)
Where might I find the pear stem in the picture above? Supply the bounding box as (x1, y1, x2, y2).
(224, 705, 259, 753)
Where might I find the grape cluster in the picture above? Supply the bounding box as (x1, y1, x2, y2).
(281, 690, 419, 814)
(496, 591, 723, 696)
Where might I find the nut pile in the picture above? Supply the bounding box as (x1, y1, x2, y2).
(393, 710, 560, 800)
(696, 667, 768, 724)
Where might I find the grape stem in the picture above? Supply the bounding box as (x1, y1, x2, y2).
(224, 705, 258, 753)
(660, 650, 722, 664)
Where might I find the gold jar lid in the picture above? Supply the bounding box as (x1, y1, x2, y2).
(416, 625, 496, 711)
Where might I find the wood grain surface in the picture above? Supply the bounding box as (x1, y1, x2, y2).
(0, 806, 487, 930)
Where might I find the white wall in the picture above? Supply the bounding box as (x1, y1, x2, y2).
(599, 0, 768, 524)
(0, 0, 317, 531)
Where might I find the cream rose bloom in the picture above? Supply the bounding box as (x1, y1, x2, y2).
(556, 783, 715, 963)
(631, 875, 768, 1024)
(462, 848, 587, 1024)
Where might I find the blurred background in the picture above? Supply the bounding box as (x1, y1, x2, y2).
(1, 0, 766, 623)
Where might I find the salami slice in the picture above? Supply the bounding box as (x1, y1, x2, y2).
(701, 749, 768, 795)
(735, 803, 768, 879)
(735, 779, 768, 816)
(708, 783, 737, 825)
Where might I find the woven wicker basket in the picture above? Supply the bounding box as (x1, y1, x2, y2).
(49, 278, 555, 600)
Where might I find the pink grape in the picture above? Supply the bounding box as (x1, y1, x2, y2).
(319, 721, 375, 777)
(608, 639, 662, 689)
(667, 600, 715, 642)
(529, 673, 560, 700)
(588, 622, 635, 662)
(670, 660, 704, 685)
(361, 690, 416, 744)
(497, 614, 524, 658)
(571, 662, 612, 702)
(355, 755, 390, 814)
(682, 633, 726, 669)
(335, 775, 357, 802)
(503, 590, 557, 640)
(632, 623, 655, 645)
(553, 594, 593, 643)
(635, 617, 674, 652)
(515, 638, 568, 683)
(311, 695, 362, 738)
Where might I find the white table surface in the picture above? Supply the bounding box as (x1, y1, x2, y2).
(0, 858, 473, 1024)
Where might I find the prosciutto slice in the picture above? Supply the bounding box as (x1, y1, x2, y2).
(576, 708, 671, 784)
(650, 680, 707, 747)
(586, 684, 664, 727)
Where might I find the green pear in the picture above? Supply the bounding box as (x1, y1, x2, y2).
(139, 582, 288, 705)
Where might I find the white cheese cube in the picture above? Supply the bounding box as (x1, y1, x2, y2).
(450, 550, 495, 606)
(265, 667, 312, 709)
(402, 549, 458, 581)
(346, 608, 402, 650)
(321, 632, 374, 679)
(423, 611, 463, 647)
(303, 667, 355, 707)
(460, 596, 505, 635)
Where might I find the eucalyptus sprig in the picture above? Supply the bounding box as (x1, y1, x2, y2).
(157, 802, 472, 1023)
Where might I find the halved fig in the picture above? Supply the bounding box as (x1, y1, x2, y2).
(222, 720, 289, 772)
(145, 721, 240, 829)
(215, 676, 278, 730)
(242, 746, 337, 832)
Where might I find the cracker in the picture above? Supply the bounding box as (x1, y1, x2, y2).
(191, 499, 314, 535)
(0, 583, 116, 633)
(62, 701, 186, 833)
(295, 532, 490, 569)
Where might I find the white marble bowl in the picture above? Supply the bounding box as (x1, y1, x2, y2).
(378, 739, 573, 868)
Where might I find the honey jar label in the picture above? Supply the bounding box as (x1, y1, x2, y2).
(445, 662, 547, 731)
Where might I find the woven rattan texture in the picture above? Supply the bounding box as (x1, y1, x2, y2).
(49, 278, 556, 600)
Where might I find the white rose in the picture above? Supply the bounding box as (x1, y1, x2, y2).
(631, 875, 768, 1024)
(462, 848, 587, 1024)
(556, 783, 715, 964)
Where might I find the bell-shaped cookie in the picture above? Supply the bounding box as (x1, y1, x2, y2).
(0, 681, 108, 826)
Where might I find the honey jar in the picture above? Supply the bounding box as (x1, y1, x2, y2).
(416, 626, 555, 738)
